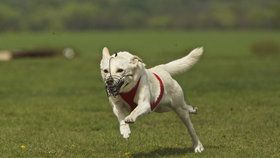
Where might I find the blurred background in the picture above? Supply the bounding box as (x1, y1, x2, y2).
(0, 0, 279, 157)
(0, 0, 279, 31)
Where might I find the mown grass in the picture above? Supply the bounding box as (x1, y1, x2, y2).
(0, 31, 279, 157)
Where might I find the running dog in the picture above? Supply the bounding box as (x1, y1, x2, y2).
(100, 47, 204, 153)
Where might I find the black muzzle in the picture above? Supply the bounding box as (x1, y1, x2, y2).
(105, 75, 125, 97)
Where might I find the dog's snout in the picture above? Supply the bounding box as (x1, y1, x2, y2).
(106, 78, 114, 85)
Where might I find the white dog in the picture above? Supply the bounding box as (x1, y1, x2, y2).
(100, 47, 204, 153)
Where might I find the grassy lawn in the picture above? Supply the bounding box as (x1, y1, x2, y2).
(0, 31, 279, 157)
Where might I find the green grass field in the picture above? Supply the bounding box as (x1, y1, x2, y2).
(0, 31, 279, 158)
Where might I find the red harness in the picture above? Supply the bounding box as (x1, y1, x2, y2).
(119, 73, 164, 111)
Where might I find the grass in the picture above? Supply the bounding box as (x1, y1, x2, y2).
(0, 31, 279, 157)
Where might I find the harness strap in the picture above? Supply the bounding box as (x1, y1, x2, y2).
(119, 78, 141, 111)
(150, 73, 164, 110)
(119, 73, 164, 111)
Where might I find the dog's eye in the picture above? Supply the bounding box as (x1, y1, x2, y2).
(103, 69, 109, 73)
(116, 69, 124, 73)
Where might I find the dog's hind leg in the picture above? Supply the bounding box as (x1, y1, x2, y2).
(185, 104, 198, 114)
(170, 82, 204, 153)
(173, 105, 204, 153)
(172, 102, 204, 153)
(183, 91, 198, 114)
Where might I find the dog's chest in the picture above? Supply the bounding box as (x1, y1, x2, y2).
(119, 73, 164, 112)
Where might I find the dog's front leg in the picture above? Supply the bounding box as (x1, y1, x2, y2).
(110, 99, 131, 139)
(124, 85, 151, 124)
(113, 106, 131, 139)
(124, 101, 151, 123)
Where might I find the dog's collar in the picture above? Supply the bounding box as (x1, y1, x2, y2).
(119, 73, 164, 111)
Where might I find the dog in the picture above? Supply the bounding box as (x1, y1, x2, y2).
(100, 47, 204, 153)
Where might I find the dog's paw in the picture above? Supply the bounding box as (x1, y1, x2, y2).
(124, 115, 135, 124)
(190, 106, 198, 114)
(194, 142, 204, 153)
(186, 105, 198, 114)
(120, 124, 131, 139)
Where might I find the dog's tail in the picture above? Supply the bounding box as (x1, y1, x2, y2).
(159, 47, 203, 76)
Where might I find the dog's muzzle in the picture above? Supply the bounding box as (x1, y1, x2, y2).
(105, 76, 125, 97)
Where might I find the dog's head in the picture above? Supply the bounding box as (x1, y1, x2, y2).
(100, 47, 145, 97)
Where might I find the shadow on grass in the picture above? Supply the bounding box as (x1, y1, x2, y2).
(132, 145, 221, 158)
(132, 147, 192, 158)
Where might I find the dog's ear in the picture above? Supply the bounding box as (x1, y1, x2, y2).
(102, 47, 110, 59)
(130, 55, 146, 68)
(130, 55, 143, 64)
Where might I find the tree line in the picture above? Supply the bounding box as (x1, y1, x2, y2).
(0, 0, 279, 31)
